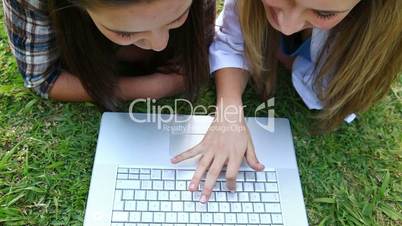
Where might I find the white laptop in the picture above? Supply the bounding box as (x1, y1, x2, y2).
(84, 112, 309, 226)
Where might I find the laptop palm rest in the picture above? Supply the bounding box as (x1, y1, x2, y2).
(169, 134, 204, 167)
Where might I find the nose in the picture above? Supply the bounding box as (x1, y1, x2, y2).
(149, 28, 170, 52)
(277, 8, 306, 35)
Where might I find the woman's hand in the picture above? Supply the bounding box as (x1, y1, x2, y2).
(171, 109, 265, 203)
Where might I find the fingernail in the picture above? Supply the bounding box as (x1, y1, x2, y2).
(189, 183, 196, 190)
(200, 195, 207, 203)
(226, 184, 236, 192)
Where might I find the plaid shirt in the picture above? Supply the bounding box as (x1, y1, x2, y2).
(2, 0, 60, 98)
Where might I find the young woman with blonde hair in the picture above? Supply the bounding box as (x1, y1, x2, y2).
(172, 0, 402, 203)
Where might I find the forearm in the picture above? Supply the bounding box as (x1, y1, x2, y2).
(215, 68, 249, 122)
(48, 71, 184, 102)
(48, 71, 92, 101)
(215, 68, 249, 106)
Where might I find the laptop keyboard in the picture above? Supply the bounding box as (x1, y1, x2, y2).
(111, 167, 283, 226)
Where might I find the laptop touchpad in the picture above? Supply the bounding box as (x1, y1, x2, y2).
(169, 134, 205, 167)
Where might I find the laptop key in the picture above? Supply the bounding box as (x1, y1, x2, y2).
(208, 202, 219, 212)
(256, 171, 266, 181)
(128, 212, 141, 222)
(169, 191, 181, 200)
(153, 212, 165, 223)
(242, 203, 253, 212)
(243, 182, 254, 191)
(255, 182, 265, 192)
(162, 169, 175, 180)
(140, 168, 151, 174)
(160, 201, 171, 211)
(265, 203, 282, 213)
(219, 203, 230, 212)
(118, 168, 129, 174)
(113, 190, 124, 210)
(172, 201, 183, 212)
(141, 212, 153, 222)
(261, 193, 280, 202)
(260, 213, 272, 224)
(148, 201, 160, 211)
(117, 173, 128, 180)
(177, 212, 189, 223)
(141, 180, 152, 190)
(164, 181, 175, 190)
(140, 174, 151, 180)
(125, 200, 136, 211)
(249, 192, 261, 202)
(136, 201, 147, 211)
(271, 213, 283, 224)
(238, 192, 249, 202)
(112, 211, 128, 222)
(176, 181, 187, 190)
(253, 203, 265, 213)
(265, 182, 279, 192)
(129, 168, 139, 174)
(151, 169, 162, 179)
(215, 192, 227, 202)
(116, 180, 140, 190)
(245, 171, 256, 181)
(176, 170, 194, 180)
(196, 202, 207, 212)
(183, 201, 195, 212)
(202, 213, 213, 223)
(128, 174, 139, 180)
(225, 213, 237, 224)
(122, 190, 134, 200)
(134, 190, 146, 200)
(214, 213, 225, 223)
(236, 171, 245, 181)
(227, 192, 238, 202)
(158, 191, 169, 200)
(181, 191, 192, 201)
(189, 212, 201, 223)
(153, 181, 164, 190)
(230, 203, 242, 212)
(237, 213, 248, 224)
(266, 172, 277, 182)
(165, 212, 177, 223)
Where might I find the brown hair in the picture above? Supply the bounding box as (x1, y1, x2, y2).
(238, 0, 402, 132)
(49, 0, 215, 110)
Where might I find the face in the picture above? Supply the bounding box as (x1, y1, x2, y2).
(261, 0, 361, 35)
(87, 0, 192, 51)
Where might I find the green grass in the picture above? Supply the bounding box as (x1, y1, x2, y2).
(1, 2, 401, 226)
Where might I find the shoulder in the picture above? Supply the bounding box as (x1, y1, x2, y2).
(3, 0, 49, 14)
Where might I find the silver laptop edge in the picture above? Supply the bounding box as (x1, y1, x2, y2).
(84, 112, 309, 226)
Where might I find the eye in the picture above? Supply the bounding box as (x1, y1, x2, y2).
(118, 32, 134, 39)
(313, 11, 337, 20)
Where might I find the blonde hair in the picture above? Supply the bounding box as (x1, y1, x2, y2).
(238, 0, 402, 132)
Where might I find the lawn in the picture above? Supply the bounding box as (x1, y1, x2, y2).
(1, 1, 401, 226)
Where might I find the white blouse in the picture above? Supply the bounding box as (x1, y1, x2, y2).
(209, 0, 356, 123)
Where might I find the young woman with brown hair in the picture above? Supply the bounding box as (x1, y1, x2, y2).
(3, 0, 215, 110)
